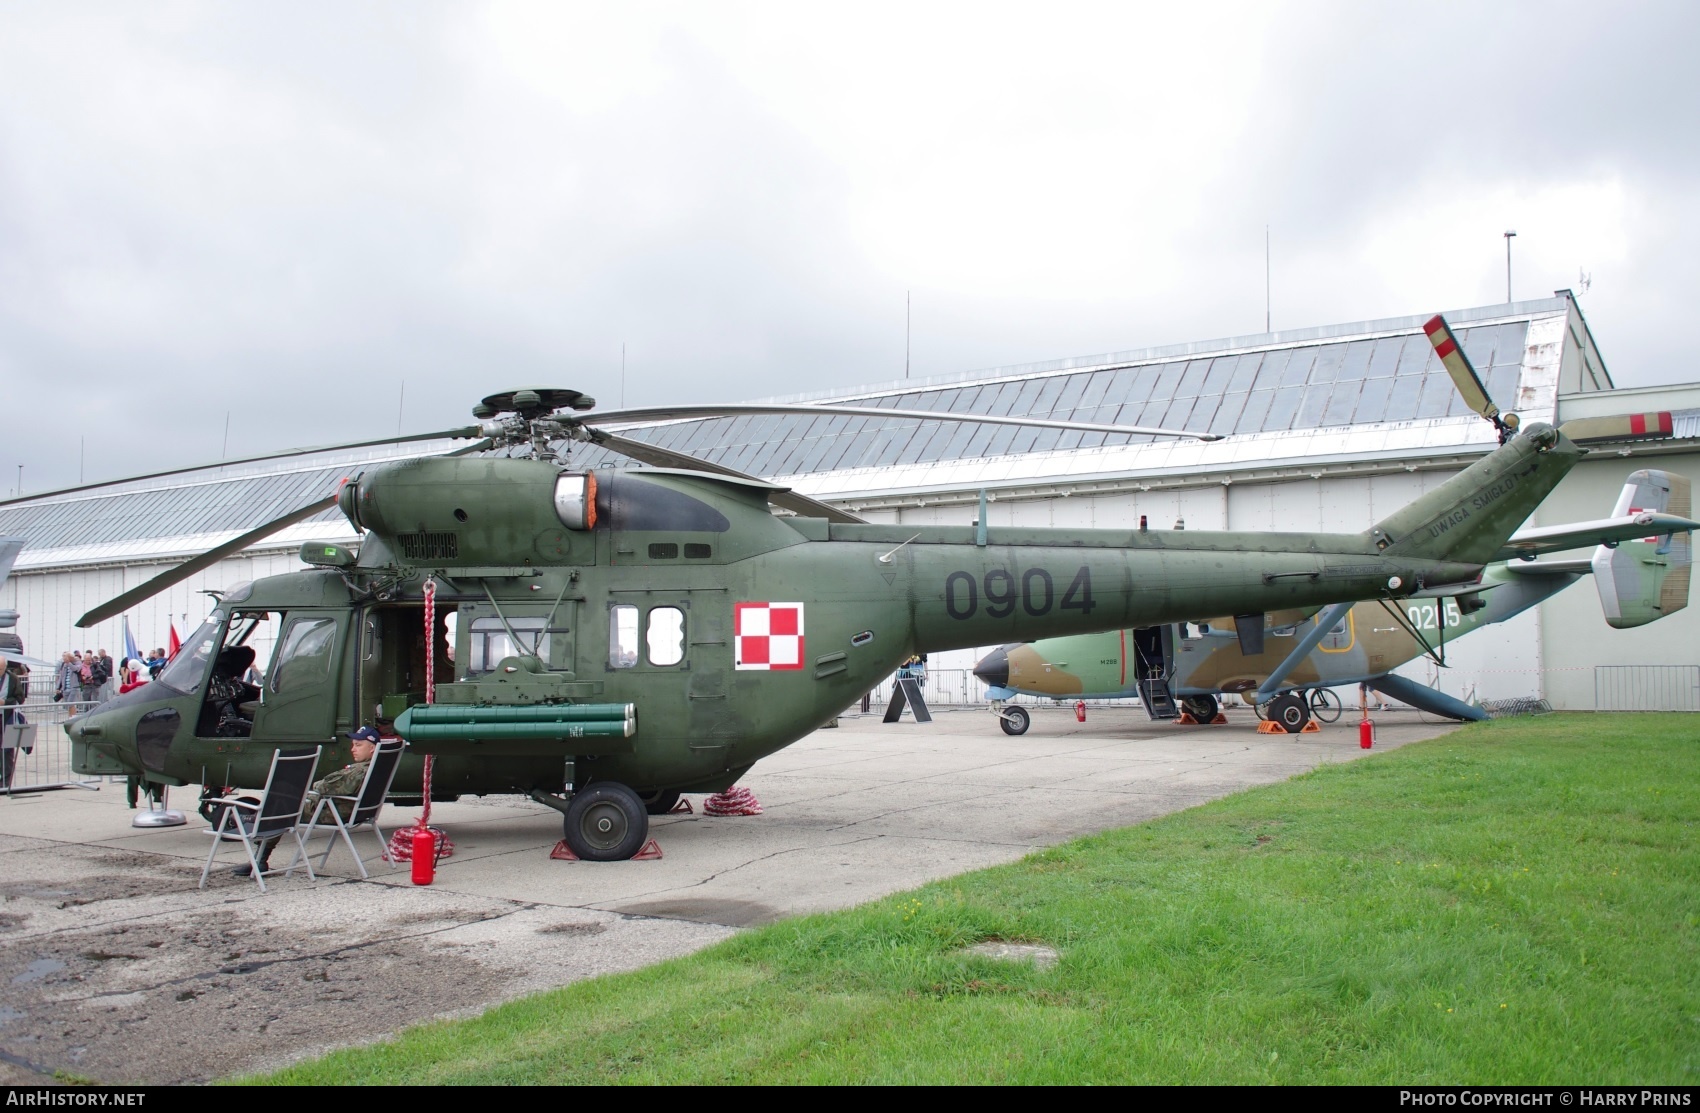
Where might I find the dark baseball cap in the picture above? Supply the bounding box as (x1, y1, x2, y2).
(350, 726, 381, 743)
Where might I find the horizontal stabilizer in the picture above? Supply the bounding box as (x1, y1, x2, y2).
(1367, 673, 1488, 722)
(1501, 558, 1593, 577)
(1404, 581, 1503, 599)
(1493, 512, 1700, 563)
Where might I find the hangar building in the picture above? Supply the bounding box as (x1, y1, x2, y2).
(4, 292, 1697, 710)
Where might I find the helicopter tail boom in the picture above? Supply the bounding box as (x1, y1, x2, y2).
(1369, 423, 1581, 570)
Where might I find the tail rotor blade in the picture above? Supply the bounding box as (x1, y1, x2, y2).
(76, 495, 337, 628)
(1423, 314, 1499, 423)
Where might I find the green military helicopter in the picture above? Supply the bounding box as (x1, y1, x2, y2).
(974, 468, 1696, 733)
(56, 316, 1599, 859)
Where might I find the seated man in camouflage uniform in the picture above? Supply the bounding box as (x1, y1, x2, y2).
(234, 726, 380, 877)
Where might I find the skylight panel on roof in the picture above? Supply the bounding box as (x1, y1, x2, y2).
(1234, 388, 1275, 434)
(1226, 352, 1264, 393)
(1384, 377, 1422, 422)
(1365, 338, 1402, 379)
(1048, 372, 1089, 416)
(1337, 339, 1375, 382)
(1199, 355, 1235, 396)
(1309, 343, 1348, 387)
(1321, 378, 1364, 426)
(1417, 373, 1456, 419)
(1203, 391, 1243, 438)
(1147, 359, 1185, 401)
(1277, 348, 1312, 389)
(1174, 358, 1209, 398)
(1264, 385, 1303, 431)
(1296, 384, 1331, 427)
(1355, 376, 1393, 424)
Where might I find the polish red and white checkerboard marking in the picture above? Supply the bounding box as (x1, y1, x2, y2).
(735, 602, 804, 670)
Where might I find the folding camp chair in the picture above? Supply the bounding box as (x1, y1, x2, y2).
(198, 747, 322, 893)
(285, 738, 406, 879)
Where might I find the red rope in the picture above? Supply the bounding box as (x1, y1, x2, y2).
(704, 785, 763, 816)
(388, 578, 454, 862)
(421, 577, 435, 827)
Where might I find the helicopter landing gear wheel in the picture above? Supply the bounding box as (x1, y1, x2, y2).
(998, 706, 1031, 736)
(1266, 692, 1311, 734)
(1308, 688, 1344, 723)
(1180, 694, 1219, 722)
(563, 783, 648, 861)
(642, 790, 682, 816)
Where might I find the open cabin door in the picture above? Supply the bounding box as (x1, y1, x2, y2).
(1132, 625, 1178, 720)
(251, 611, 347, 744)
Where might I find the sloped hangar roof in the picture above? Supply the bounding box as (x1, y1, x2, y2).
(0, 296, 1611, 569)
(585, 317, 1534, 478)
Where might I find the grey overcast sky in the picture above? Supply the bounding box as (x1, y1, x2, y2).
(3, 0, 1697, 495)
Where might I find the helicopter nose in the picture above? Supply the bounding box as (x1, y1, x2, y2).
(972, 645, 1011, 688)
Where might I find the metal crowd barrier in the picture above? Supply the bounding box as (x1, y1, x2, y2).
(1594, 665, 1700, 712)
(2, 699, 106, 796)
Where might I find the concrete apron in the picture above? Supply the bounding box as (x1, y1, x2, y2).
(0, 707, 1459, 1085)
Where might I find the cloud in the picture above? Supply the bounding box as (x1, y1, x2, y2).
(1, 0, 1696, 496)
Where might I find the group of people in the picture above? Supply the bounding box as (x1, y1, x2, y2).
(52, 647, 171, 706)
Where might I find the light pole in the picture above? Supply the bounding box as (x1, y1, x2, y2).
(1504, 230, 1517, 303)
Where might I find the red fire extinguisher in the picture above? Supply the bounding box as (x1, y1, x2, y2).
(1075, 700, 1087, 722)
(411, 826, 437, 885)
(1359, 719, 1376, 749)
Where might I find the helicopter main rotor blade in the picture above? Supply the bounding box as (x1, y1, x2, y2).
(581, 402, 1223, 442)
(1422, 315, 1500, 424)
(0, 427, 482, 510)
(72, 437, 496, 630)
(589, 430, 867, 524)
(76, 495, 337, 629)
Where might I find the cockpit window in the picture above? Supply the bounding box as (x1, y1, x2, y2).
(466, 617, 550, 675)
(270, 616, 338, 694)
(157, 613, 225, 694)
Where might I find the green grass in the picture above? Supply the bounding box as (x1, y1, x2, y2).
(248, 714, 1700, 1084)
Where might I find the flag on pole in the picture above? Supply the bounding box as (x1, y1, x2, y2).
(167, 622, 181, 661)
(122, 617, 141, 666)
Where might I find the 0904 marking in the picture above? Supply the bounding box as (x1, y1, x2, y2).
(945, 566, 1095, 620)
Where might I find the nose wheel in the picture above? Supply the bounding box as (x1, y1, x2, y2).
(997, 705, 1031, 736)
(563, 782, 649, 860)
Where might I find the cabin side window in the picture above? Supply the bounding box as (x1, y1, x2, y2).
(270, 616, 338, 695)
(646, 607, 685, 666)
(466, 616, 550, 675)
(608, 605, 639, 669)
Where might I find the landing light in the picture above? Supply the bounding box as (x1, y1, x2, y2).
(553, 473, 598, 530)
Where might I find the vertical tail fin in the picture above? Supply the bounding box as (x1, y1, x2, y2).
(1592, 470, 1692, 628)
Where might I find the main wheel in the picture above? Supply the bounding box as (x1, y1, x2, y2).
(1308, 688, 1344, 723)
(998, 706, 1031, 736)
(563, 782, 649, 861)
(642, 790, 682, 816)
(1180, 694, 1219, 722)
(1266, 692, 1311, 734)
